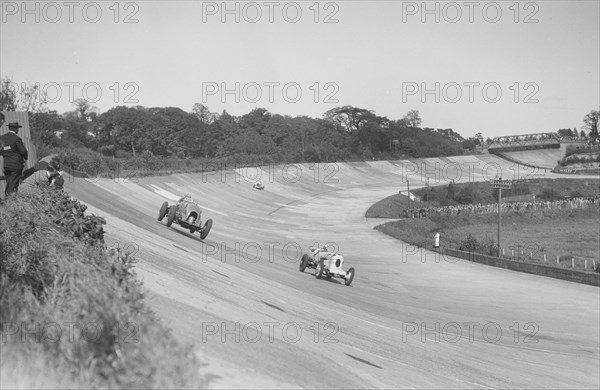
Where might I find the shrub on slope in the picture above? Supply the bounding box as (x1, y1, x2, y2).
(0, 183, 207, 389)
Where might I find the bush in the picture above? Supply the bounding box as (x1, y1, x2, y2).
(458, 233, 497, 256)
(0, 183, 206, 388)
(458, 233, 480, 252)
(454, 183, 490, 204)
(538, 187, 561, 200)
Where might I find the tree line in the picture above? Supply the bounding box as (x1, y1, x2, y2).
(2, 77, 598, 168)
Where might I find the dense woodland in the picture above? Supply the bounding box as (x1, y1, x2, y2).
(1, 78, 598, 172)
(28, 103, 469, 161)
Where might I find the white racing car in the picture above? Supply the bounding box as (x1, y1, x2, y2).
(299, 244, 355, 286)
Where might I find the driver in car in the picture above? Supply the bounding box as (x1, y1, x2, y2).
(178, 193, 193, 204)
(178, 193, 200, 224)
(312, 244, 331, 261)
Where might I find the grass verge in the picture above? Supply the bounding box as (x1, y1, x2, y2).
(367, 178, 600, 218)
(0, 183, 208, 389)
(374, 207, 600, 272)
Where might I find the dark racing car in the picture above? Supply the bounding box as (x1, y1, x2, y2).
(158, 194, 213, 239)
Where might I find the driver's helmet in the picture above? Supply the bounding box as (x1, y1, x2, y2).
(182, 194, 192, 202)
(320, 244, 328, 252)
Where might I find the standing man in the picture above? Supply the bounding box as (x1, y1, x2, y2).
(0, 112, 5, 158)
(434, 232, 440, 250)
(0, 121, 29, 196)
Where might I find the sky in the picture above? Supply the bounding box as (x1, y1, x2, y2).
(1, 0, 598, 140)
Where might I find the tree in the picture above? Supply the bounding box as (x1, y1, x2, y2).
(191, 103, 219, 124)
(0, 77, 18, 111)
(323, 106, 388, 134)
(475, 132, 484, 145)
(402, 110, 422, 128)
(239, 108, 271, 135)
(72, 98, 98, 120)
(0, 77, 48, 112)
(436, 128, 464, 143)
(29, 110, 65, 148)
(96, 106, 154, 156)
(583, 109, 599, 138)
(18, 83, 48, 113)
(557, 128, 575, 138)
(462, 133, 483, 151)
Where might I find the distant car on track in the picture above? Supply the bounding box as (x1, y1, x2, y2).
(299, 244, 355, 286)
(158, 196, 213, 239)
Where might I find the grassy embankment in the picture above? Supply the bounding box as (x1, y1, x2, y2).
(0, 183, 209, 389)
(367, 178, 600, 271)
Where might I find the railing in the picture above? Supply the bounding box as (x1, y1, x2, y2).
(442, 247, 599, 286)
(444, 237, 599, 273)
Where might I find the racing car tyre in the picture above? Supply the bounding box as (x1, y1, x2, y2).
(200, 219, 213, 239)
(158, 202, 168, 221)
(344, 267, 355, 286)
(166, 206, 176, 227)
(315, 259, 324, 279)
(299, 254, 310, 272)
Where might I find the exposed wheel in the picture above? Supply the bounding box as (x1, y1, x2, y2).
(300, 254, 310, 272)
(315, 260, 324, 279)
(344, 268, 355, 286)
(158, 202, 168, 221)
(166, 206, 176, 227)
(200, 219, 213, 239)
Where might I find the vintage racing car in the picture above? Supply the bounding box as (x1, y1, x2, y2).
(253, 182, 265, 190)
(299, 244, 355, 286)
(158, 195, 213, 239)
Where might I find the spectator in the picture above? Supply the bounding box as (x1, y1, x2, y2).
(0, 122, 28, 196)
(21, 154, 64, 188)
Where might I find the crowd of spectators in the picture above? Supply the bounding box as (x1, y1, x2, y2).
(491, 133, 558, 145)
(489, 132, 599, 147)
(402, 195, 600, 218)
(558, 135, 599, 143)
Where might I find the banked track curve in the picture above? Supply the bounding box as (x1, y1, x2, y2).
(62, 156, 599, 389)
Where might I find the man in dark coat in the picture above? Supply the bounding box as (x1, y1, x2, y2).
(0, 121, 29, 195)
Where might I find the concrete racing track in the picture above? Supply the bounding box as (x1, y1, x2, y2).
(63, 157, 599, 389)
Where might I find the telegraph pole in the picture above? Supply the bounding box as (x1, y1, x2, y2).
(407, 179, 411, 211)
(498, 186, 502, 255)
(490, 179, 512, 257)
